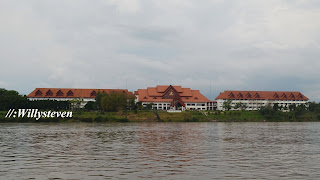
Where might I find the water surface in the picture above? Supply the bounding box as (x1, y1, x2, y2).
(1, 122, 319, 179)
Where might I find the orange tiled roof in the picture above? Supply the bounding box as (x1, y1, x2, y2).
(156, 85, 182, 92)
(135, 85, 210, 103)
(215, 91, 309, 101)
(27, 88, 133, 98)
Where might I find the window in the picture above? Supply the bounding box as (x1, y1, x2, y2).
(45, 90, 53, 96)
(281, 93, 287, 99)
(67, 90, 74, 96)
(289, 93, 295, 99)
(35, 90, 43, 96)
(56, 90, 64, 96)
(90, 90, 97, 97)
(229, 92, 235, 98)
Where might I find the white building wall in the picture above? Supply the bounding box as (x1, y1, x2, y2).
(140, 101, 213, 111)
(185, 102, 207, 111)
(216, 99, 308, 111)
(142, 102, 171, 110)
(27, 97, 95, 108)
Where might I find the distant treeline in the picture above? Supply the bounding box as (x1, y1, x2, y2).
(259, 102, 320, 121)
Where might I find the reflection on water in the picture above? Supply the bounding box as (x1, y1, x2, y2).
(0, 122, 320, 179)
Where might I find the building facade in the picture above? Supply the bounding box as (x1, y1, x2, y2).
(27, 88, 132, 108)
(216, 91, 309, 111)
(135, 85, 216, 111)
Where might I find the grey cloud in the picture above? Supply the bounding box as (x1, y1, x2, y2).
(1, 0, 320, 101)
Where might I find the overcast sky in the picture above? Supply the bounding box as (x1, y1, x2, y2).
(1, 0, 320, 101)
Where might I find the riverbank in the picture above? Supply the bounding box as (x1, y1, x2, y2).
(0, 111, 206, 123)
(1, 110, 319, 123)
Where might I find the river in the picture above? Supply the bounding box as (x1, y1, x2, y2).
(0, 122, 319, 179)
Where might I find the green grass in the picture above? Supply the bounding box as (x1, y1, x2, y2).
(206, 111, 265, 122)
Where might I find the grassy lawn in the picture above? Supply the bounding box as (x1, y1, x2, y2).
(206, 111, 265, 121)
(72, 111, 209, 122)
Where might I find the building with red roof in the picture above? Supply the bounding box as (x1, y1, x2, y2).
(27, 88, 133, 108)
(215, 90, 309, 111)
(135, 85, 216, 111)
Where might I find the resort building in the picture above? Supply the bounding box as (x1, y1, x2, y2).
(135, 85, 216, 111)
(27, 88, 133, 108)
(215, 91, 309, 111)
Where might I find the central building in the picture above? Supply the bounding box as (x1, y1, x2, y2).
(135, 85, 216, 111)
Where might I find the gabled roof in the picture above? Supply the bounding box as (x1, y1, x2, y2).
(216, 91, 309, 101)
(135, 85, 211, 103)
(27, 88, 133, 98)
(156, 85, 183, 93)
(180, 90, 211, 102)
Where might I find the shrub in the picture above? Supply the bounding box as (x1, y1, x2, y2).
(80, 117, 93, 122)
(94, 116, 103, 122)
(118, 118, 129, 122)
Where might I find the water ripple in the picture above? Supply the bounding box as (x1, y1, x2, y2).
(0, 122, 320, 179)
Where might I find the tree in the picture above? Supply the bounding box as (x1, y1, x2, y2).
(307, 102, 320, 112)
(0, 89, 28, 110)
(259, 104, 279, 120)
(84, 101, 97, 111)
(308, 102, 316, 111)
(294, 104, 307, 118)
(223, 99, 232, 111)
(0, 88, 6, 96)
(279, 105, 284, 111)
(289, 104, 296, 111)
(100, 92, 127, 112)
(70, 98, 84, 111)
(146, 103, 154, 110)
(95, 91, 103, 110)
(273, 103, 280, 111)
(127, 94, 136, 110)
(234, 102, 247, 111)
(136, 102, 143, 110)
